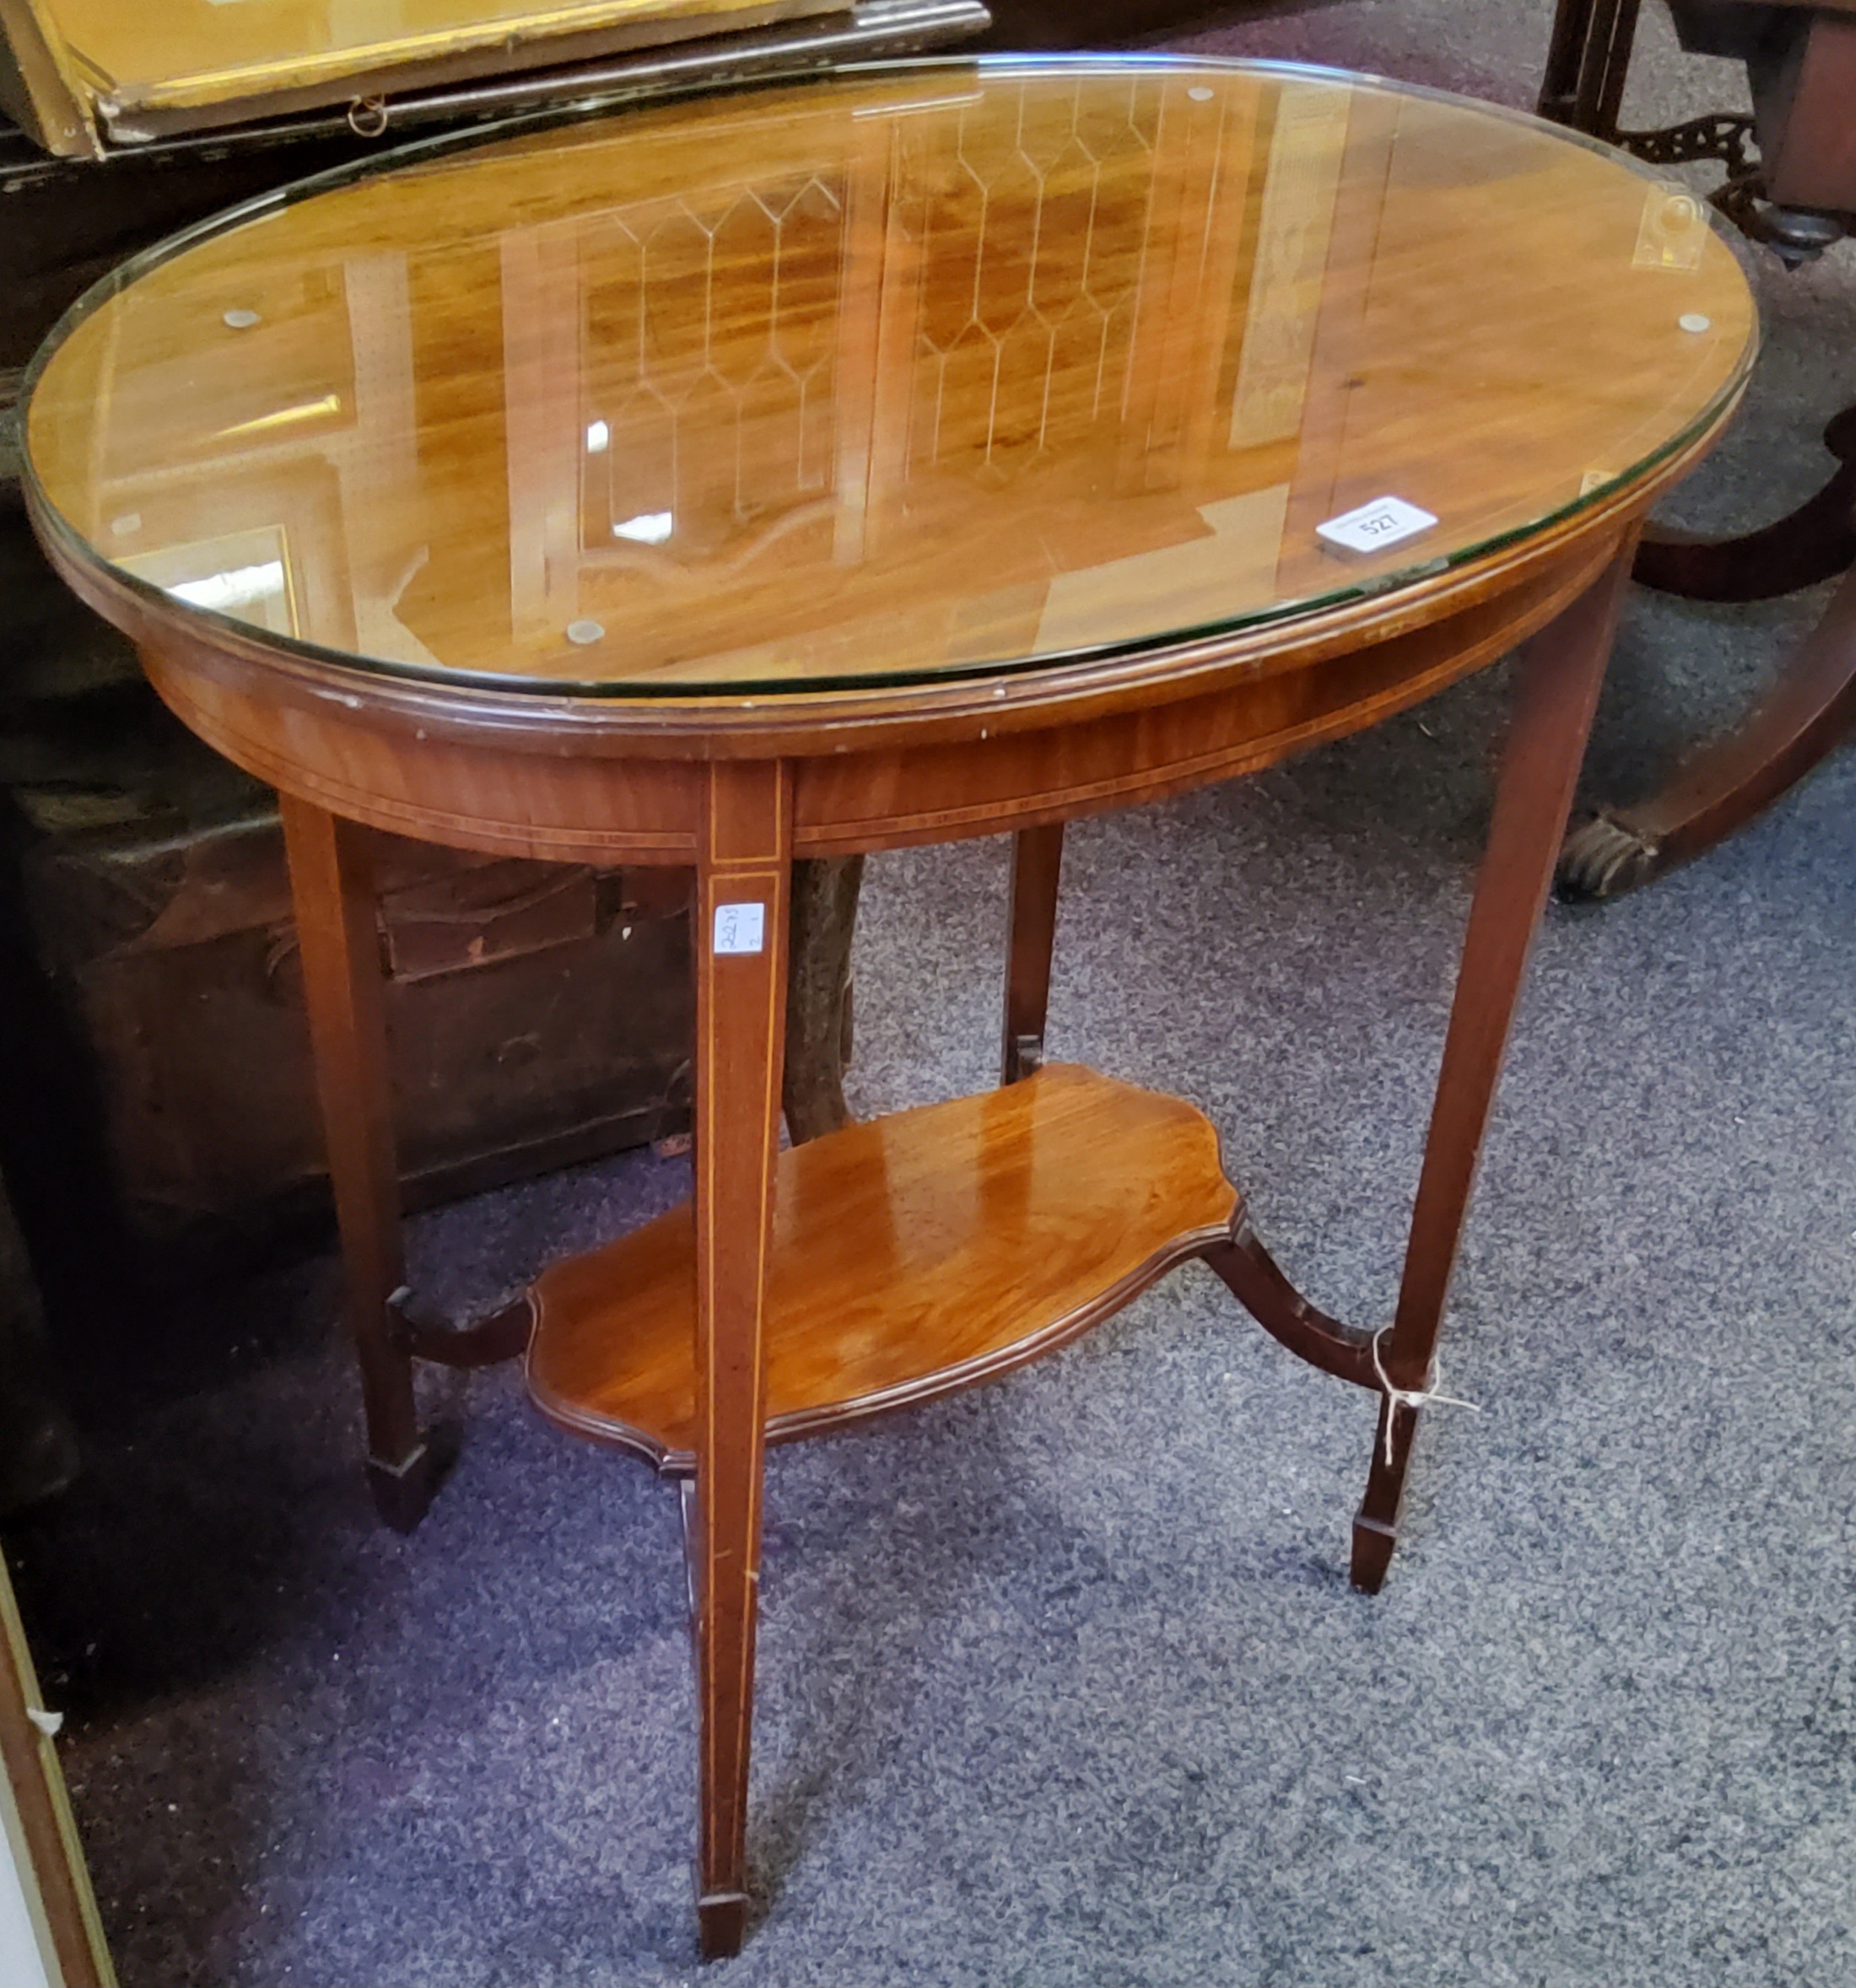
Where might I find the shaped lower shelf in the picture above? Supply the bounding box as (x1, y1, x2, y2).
(525, 1062, 1241, 1471)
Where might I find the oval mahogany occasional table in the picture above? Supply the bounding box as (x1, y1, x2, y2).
(19, 56, 1755, 1958)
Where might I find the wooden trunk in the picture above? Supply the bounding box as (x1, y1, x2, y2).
(0, 492, 693, 1281)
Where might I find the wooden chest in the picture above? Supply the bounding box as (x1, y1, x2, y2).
(1, 488, 693, 1277)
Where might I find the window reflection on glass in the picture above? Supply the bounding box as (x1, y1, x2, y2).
(120, 526, 298, 635)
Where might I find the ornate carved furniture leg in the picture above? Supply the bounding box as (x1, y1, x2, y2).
(782, 855, 862, 1143)
(1538, 4, 1856, 900)
(1538, 0, 1599, 131)
(1539, 0, 1643, 139)
(1002, 823, 1064, 1086)
(1561, 566, 1856, 897)
(1633, 405, 1856, 604)
(1351, 543, 1636, 1592)
(277, 794, 434, 1531)
(1559, 411, 1856, 899)
(690, 762, 791, 1961)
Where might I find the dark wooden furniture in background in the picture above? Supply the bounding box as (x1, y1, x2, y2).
(20, 56, 1754, 1957)
(973, 0, 1243, 48)
(1541, 0, 1856, 895)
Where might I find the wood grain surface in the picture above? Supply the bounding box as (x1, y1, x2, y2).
(527, 1063, 1241, 1468)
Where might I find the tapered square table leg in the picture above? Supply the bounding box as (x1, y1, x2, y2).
(691, 762, 791, 1959)
(1352, 541, 1637, 1592)
(277, 794, 432, 1531)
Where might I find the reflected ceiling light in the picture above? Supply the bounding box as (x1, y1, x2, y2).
(213, 393, 342, 441)
(586, 420, 610, 453)
(613, 511, 673, 545)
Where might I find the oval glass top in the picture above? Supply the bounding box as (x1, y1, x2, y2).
(24, 58, 1756, 698)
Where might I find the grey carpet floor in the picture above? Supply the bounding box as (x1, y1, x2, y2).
(12, 4, 1856, 1984)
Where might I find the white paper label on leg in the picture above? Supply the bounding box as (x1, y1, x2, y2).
(1316, 494, 1438, 558)
(713, 903, 767, 955)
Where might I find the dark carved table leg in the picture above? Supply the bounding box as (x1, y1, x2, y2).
(690, 761, 790, 1961)
(278, 794, 436, 1531)
(1353, 543, 1636, 1591)
(1539, 0, 1642, 138)
(1559, 408, 1856, 899)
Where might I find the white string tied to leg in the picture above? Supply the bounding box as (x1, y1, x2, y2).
(1370, 1326, 1480, 1464)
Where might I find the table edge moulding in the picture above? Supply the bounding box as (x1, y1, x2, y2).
(15, 53, 1757, 1960)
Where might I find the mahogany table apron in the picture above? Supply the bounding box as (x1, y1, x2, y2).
(17, 58, 1756, 1958)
